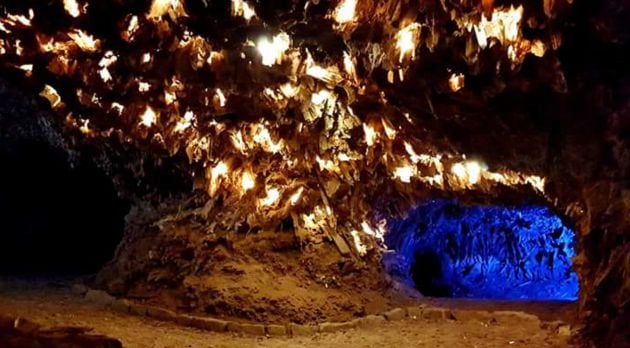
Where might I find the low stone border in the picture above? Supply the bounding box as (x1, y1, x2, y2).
(81, 288, 572, 337)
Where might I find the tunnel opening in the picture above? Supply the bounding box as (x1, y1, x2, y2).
(385, 199, 579, 301)
(0, 139, 129, 276)
(410, 250, 453, 297)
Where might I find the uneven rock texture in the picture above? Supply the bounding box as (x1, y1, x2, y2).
(385, 200, 578, 300)
(546, 1, 629, 345)
(573, 182, 629, 347)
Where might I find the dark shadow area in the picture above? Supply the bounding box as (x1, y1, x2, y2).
(0, 140, 128, 275)
(386, 199, 579, 300)
(410, 250, 452, 297)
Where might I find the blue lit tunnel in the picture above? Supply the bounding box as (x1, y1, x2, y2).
(384, 200, 579, 300)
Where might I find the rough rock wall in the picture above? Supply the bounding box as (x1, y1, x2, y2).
(545, 1, 629, 345)
(385, 200, 578, 300)
(575, 182, 629, 347)
(0, 77, 70, 157)
(0, 77, 130, 273)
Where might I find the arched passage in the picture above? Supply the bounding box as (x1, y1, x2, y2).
(385, 199, 579, 300)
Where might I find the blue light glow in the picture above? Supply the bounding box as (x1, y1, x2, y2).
(385, 200, 579, 300)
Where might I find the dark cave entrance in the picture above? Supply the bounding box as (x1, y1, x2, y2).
(0, 140, 128, 275)
(385, 199, 579, 300)
(409, 250, 452, 297)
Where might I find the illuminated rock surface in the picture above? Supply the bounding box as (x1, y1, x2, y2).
(386, 200, 578, 300)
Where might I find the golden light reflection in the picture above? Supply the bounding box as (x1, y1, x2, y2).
(241, 169, 256, 192)
(361, 221, 384, 242)
(63, 0, 81, 18)
(351, 230, 367, 255)
(343, 51, 357, 82)
(316, 156, 339, 173)
(216, 88, 227, 108)
(333, 0, 357, 25)
(209, 161, 229, 196)
(174, 110, 195, 133)
(449, 73, 465, 92)
(252, 124, 282, 153)
(79, 119, 91, 134)
(231, 0, 256, 21)
(301, 205, 329, 232)
(2, 11, 33, 28)
(68, 30, 99, 52)
(257, 33, 290, 67)
(393, 166, 415, 183)
(472, 5, 523, 50)
(230, 130, 247, 154)
(125, 16, 140, 40)
(138, 81, 150, 92)
(395, 23, 421, 63)
(99, 51, 117, 67)
(40, 85, 62, 108)
(279, 83, 298, 98)
(111, 102, 124, 114)
(311, 89, 333, 106)
(260, 186, 281, 207)
(140, 106, 157, 127)
(148, 0, 187, 20)
(451, 160, 482, 186)
(289, 187, 304, 205)
(363, 124, 377, 147)
(382, 118, 397, 140)
(18, 64, 33, 73)
(530, 40, 547, 57)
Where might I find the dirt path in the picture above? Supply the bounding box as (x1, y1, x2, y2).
(0, 278, 574, 348)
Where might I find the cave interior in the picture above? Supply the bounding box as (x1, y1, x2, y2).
(0, 0, 628, 347)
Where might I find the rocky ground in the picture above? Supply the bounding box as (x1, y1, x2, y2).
(0, 278, 575, 348)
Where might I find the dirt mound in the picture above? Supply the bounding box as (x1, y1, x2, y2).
(94, 207, 417, 324)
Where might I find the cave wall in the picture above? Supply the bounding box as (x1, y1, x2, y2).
(574, 182, 629, 347)
(0, 77, 129, 274)
(545, 1, 629, 345)
(385, 200, 578, 300)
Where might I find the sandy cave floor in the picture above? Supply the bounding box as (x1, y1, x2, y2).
(0, 277, 576, 348)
